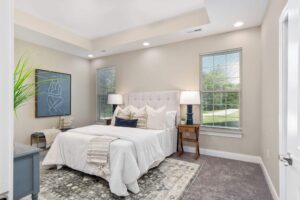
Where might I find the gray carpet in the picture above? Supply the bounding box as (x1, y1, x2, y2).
(171, 153, 273, 200)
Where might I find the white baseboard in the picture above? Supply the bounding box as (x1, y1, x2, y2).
(183, 146, 279, 200)
(183, 146, 261, 163)
(258, 158, 279, 200)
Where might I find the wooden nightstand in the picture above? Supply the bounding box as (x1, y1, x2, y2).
(60, 128, 72, 132)
(177, 124, 200, 160)
(105, 118, 112, 125)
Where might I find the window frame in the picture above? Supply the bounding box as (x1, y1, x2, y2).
(96, 66, 116, 122)
(199, 48, 243, 134)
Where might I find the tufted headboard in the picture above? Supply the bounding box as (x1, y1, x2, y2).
(124, 90, 180, 124)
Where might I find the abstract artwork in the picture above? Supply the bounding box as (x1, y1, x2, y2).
(35, 69, 71, 118)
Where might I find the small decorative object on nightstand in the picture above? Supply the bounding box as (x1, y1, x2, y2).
(177, 124, 200, 160)
(108, 94, 123, 113)
(59, 116, 73, 130)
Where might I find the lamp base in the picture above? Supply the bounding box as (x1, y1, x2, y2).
(112, 104, 117, 114)
(186, 104, 193, 125)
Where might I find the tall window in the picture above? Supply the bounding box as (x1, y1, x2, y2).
(200, 49, 241, 129)
(97, 67, 116, 121)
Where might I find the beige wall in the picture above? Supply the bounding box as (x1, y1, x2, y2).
(14, 39, 94, 144)
(91, 27, 262, 156)
(261, 0, 287, 194)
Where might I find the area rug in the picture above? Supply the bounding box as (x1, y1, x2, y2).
(37, 158, 200, 200)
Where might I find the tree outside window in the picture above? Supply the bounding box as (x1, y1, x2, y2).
(200, 50, 241, 129)
(97, 67, 116, 120)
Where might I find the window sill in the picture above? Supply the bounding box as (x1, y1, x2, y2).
(200, 127, 242, 138)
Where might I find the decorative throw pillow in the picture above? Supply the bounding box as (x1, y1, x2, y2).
(146, 105, 166, 130)
(111, 106, 131, 125)
(130, 106, 147, 129)
(115, 117, 138, 128)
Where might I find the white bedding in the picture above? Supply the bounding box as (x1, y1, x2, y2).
(42, 125, 177, 196)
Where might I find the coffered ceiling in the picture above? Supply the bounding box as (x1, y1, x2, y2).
(14, 0, 269, 58)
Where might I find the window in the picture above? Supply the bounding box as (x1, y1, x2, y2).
(97, 67, 116, 120)
(200, 49, 241, 130)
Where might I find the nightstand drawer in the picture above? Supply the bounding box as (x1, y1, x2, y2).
(179, 126, 196, 133)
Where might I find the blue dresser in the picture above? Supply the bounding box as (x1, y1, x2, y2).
(14, 144, 40, 200)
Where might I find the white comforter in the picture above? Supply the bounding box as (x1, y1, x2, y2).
(42, 125, 168, 196)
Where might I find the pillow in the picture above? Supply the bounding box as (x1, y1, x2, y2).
(146, 105, 166, 130)
(111, 106, 131, 125)
(115, 117, 138, 128)
(130, 106, 147, 129)
(165, 111, 177, 129)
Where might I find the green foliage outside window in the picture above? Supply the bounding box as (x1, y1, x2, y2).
(97, 67, 116, 120)
(201, 51, 241, 128)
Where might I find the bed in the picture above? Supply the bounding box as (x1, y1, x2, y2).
(42, 91, 180, 196)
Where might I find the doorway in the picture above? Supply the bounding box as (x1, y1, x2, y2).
(279, 0, 300, 199)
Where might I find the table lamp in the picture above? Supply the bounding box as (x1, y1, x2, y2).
(180, 91, 200, 125)
(108, 94, 123, 113)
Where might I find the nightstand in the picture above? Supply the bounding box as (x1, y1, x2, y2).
(105, 118, 112, 125)
(60, 128, 72, 132)
(177, 124, 200, 160)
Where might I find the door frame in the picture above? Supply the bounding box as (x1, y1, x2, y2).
(0, 0, 14, 199)
(278, 3, 288, 200)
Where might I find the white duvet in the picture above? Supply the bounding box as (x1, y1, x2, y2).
(43, 125, 174, 196)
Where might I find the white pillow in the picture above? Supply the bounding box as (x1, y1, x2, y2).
(111, 106, 131, 125)
(165, 111, 177, 129)
(130, 106, 147, 129)
(146, 105, 166, 130)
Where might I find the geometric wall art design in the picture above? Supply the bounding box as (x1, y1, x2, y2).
(35, 69, 71, 118)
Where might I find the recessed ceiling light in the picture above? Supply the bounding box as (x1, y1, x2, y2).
(88, 54, 94, 58)
(234, 21, 244, 28)
(143, 42, 150, 46)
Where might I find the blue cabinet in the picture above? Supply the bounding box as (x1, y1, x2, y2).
(14, 144, 40, 200)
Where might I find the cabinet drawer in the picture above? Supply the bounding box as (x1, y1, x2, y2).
(179, 126, 195, 133)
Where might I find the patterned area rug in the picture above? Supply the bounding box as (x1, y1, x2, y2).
(37, 158, 200, 200)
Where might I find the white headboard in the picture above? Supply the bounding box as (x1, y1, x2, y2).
(124, 90, 180, 123)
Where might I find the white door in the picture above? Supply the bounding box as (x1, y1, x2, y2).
(279, 0, 300, 199)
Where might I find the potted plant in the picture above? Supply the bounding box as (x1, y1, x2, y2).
(14, 56, 36, 111)
(14, 56, 53, 111)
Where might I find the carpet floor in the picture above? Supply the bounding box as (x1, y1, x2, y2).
(171, 153, 273, 200)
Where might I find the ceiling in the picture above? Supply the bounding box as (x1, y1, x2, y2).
(15, 0, 206, 39)
(14, 0, 269, 59)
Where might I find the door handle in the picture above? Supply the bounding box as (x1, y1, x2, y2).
(279, 153, 293, 166)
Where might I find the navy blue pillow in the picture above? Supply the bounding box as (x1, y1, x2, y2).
(115, 117, 138, 128)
